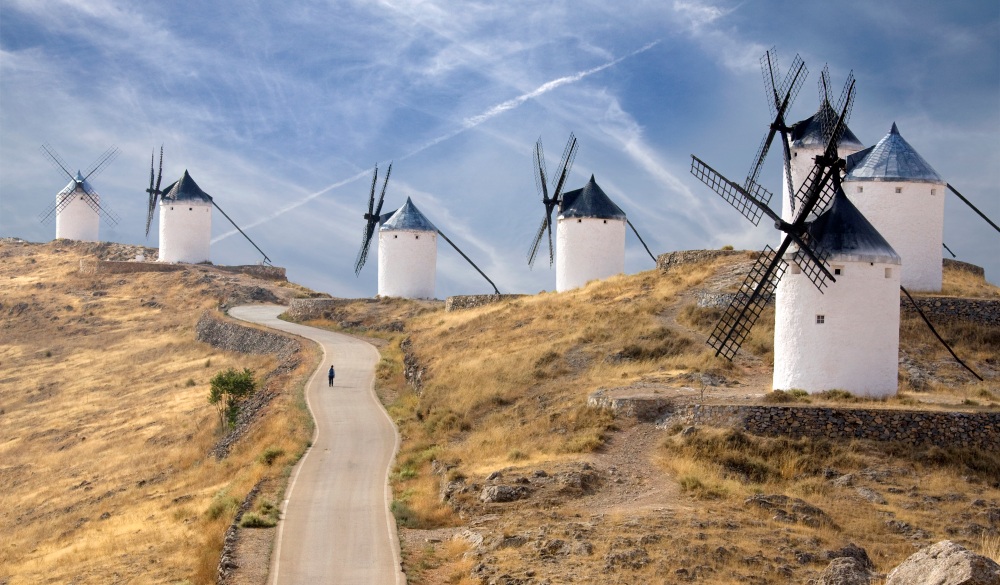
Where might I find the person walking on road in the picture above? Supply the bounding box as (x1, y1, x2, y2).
(328, 365, 336, 387)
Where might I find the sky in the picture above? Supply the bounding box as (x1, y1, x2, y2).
(1, 0, 997, 298)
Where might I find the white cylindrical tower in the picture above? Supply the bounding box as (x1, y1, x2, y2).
(377, 197, 437, 299)
(844, 123, 945, 292)
(773, 189, 901, 397)
(55, 172, 100, 241)
(555, 175, 626, 292)
(158, 170, 213, 264)
(782, 101, 865, 222)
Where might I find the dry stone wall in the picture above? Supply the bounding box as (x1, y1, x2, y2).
(902, 296, 1000, 327)
(445, 294, 525, 312)
(284, 297, 376, 321)
(657, 249, 751, 273)
(667, 404, 1000, 450)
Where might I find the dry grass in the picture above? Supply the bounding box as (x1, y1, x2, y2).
(306, 252, 999, 583)
(0, 240, 316, 584)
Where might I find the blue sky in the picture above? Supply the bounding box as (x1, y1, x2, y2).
(2, 0, 997, 297)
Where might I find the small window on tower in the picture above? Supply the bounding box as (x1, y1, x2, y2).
(790, 265, 801, 275)
(189, 207, 193, 211)
(577, 219, 582, 223)
(415, 235, 419, 239)
(931, 188, 937, 195)
(885, 267, 892, 278)
(393, 235, 398, 239)
(857, 186, 863, 193)
(834, 267, 842, 276)
(816, 315, 825, 324)
(603, 219, 607, 224)
(895, 187, 902, 193)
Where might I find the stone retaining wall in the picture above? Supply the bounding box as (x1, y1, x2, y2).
(196, 311, 297, 362)
(445, 294, 526, 312)
(79, 259, 286, 280)
(666, 404, 1000, 450)
(80, 259, 185, 274)
(902, 296, 1000, 327)
(943, 258, 986, 279)
(657, 249, 752, 273)
(284, 297, 376, 321)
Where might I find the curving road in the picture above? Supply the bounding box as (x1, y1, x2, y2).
(228, 305, 404, 585)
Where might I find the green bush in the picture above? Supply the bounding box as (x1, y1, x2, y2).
(208, 368, 257, 428)
(240, 512, 276, 528)
(259, 447, 284, 466)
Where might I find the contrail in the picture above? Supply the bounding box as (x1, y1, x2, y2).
(213, 40, 661, 242)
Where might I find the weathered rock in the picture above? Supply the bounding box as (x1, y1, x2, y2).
(816, 557, 873, 585)
(856, 486, 888, 505)
(745, 494, 837, 528)
(603, 547, 650, 571)
(825, 543, 875, 571)
(480, 485, 528, 503)
(885, 540, 1000, 585)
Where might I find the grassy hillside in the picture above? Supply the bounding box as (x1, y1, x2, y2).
(0, 239, 317, 584)
(312, 254, 999, 584)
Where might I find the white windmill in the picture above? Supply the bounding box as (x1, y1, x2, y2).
(38, 144, 120, 242)
(354, 163, 499, 299)
(772, 189, 901, 395)
(691, 49, 902, 396)
(782, 66, 866, 223)
(526, 134, 656, 293)
(843, 123, 946, 292)
(145, 148, 271, 265)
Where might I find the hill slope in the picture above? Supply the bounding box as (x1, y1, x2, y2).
(0, 239, 317, 584)
(303, 252, 999, 584)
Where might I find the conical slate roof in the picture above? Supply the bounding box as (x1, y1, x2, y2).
(844, 123, 942, 183)
(789, 100, 864, 150)
(380, 197, 437, 232)
(559, 175, 625, 220)
(161, 170, 213, 202)
(806, 186, 899, 265)
(59, 171, 90, 195)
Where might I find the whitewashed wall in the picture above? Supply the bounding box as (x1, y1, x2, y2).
(844, 180, 945, 292)
(378, 228, 436, 298)
(158, 200, 212, 263)
(773, 256, 901, 396)
(55, 189, 100, 242)
(782, 140, 864, 222)
(556, 216, 625, 292)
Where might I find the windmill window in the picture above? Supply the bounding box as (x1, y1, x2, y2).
(857, 186, 863, 193)
(603, 219, 607, 224)
(790, 265, 801, 275)
(577, 219, 582, 223)
(816, 315, 825, 324)
(189, 207, 193, 211)
(931, 188, 937, 195)
(834, 267, 842, 276)
(895, 187, 902, 193)
(393, 235, 398, 239)
(415, 235, 419, 239)
(885, 267, 892, 278)
(170, 206, 174, 210)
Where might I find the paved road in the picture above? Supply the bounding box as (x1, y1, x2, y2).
(229, 305, 404, 585)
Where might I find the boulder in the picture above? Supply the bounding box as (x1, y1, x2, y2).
(480, 485, 528, 503)
(885, 540, 1000, 585)
(816, 557, 873, 585)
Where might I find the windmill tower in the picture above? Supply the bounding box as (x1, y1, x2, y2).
(157, 170, 213, 263)
(355, 163, 499, 299)
(691, 50, 903, 396)
(145, 149, 272, 265)
(38, 145, 120, 242)
(378, 198, 438, 298)
(556, 176, 627, 292)
(773, 190, 900, 395)
(527, 134, 655, 293)
(782, 66, 865, 223)
(843, 123, 946, 292)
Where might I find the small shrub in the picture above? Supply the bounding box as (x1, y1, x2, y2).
(204, 358, 212, 368)
(259, 447, 284, 466)
(507, 449, 527, 461)
(206, 492, 239, 520)
(720, 245, 734, 251)
(208, 368, 257, 428)
(239, 512, 277, 528)
(185, 378, 196, 387)
(391, 499, 418, 527)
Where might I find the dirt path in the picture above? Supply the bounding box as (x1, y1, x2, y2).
(229, 305, 404, 585)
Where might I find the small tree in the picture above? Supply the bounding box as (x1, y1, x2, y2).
(208, 368, 257, 428)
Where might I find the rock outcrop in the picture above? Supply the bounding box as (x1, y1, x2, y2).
(885, 540, 1000, 585)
